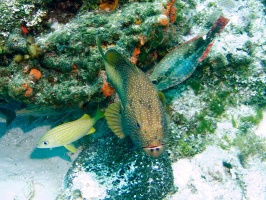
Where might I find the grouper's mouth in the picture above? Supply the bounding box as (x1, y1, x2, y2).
(142, 144, 164, 157)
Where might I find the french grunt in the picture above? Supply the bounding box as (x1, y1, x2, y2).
(37, 109, 104, 153)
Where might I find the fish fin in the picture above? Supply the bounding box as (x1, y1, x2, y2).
(206, 16, 230, 43)
(64, 144, 77, 153)
(105, 49, 131, 68)
(96, 37, 128, 68)
(96, 37, 107, 62)
(158, 91, 166, 107)
(80, 114, 91, 120)
(198, 41, 215, 62)
(28, 115, 42, 124)
(87, 127, 96, 134)
(105, 102, 125, 139)
(94, 108, 105, 121)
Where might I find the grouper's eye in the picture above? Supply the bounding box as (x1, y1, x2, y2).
(136, 123, 140, 129)
(43, 141, 49, 145)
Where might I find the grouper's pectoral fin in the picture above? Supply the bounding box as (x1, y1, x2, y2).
(64, 144, 77, 153)
(104, 101, 125, 139)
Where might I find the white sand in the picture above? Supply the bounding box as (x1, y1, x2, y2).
(169, 146, 266, 200)
(0, 116, 78, 200)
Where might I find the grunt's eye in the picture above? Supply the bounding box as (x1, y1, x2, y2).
(43, 141, 49, 145)
(136, 123, 141, 129)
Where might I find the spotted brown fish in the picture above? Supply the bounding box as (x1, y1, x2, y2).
(97, 38, 168, 157)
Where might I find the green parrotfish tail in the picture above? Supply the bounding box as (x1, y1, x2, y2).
(0, 107, 16, 127)
(97, 37, 168, 157)
(150, 15, 230, 91)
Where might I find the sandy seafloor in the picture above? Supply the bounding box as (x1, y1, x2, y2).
(0, 116, 80, 199)
(0, 0, 266, 199)
(0, 116, 265, 199)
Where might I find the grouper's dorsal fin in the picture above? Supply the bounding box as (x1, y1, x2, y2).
(104, 101, 125, 139)
(96, 37, 126, 66)
(96, 37, 138, 73)
(105, 49, 126, 66)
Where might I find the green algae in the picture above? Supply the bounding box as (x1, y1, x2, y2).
(240, 108, 263, 126)
(232, 116, 237, 128)
(220, 135, 232, 150)
(233, 133, 266, 167)
(209, 91, 231, 117)
(238, 108, 264, 134)
(187, 78, 203, 95)
(164, 29, 265, 161)
(195, 111, 216, 134)
(1, 0, 183, 108)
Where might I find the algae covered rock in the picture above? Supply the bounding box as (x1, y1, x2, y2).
(64, 129, 174, 199)
(0, 0, 185, 109)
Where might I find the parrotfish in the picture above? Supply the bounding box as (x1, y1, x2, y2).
(0, 103, 77, 127)
(150, 15, 230, 91)
(16, 105, 77, 117)
(37, 109, 104, 153)
(97, 38, 168, 157)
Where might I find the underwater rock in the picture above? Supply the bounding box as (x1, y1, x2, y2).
(64, 130, 174, 199)
(0, 0, 184, 108)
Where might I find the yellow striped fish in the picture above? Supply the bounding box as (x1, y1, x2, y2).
(37, 109, 104, 153)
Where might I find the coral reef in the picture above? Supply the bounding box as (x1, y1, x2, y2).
(0, 0, 265, 199)
(61, 126, 174, 199)
(0, 0, 185, 108)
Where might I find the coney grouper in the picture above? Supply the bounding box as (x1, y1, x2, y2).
(97, 38, 168, 157)
(37, 109, 104, 153)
